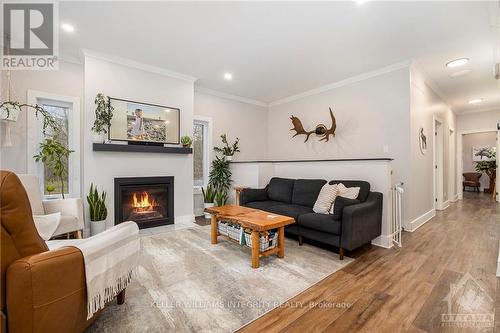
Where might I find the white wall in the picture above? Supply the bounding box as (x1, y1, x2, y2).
(267, 66, 412, 222)
(0, 62, 84, 173)
(457, 109, 499, 132)
(408, 64, 456, 230)
(462, 132, 497, 190)
(194, 91, 268, 161)
(83, 55, 195, 232)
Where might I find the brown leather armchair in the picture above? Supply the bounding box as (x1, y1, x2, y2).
(1, 171, 93, 333)
(463, 172, 482, 192)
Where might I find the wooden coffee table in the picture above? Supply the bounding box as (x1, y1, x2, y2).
(205, 205, 295, 268)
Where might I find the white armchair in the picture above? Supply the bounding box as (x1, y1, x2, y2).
(18, 174, 84, 238)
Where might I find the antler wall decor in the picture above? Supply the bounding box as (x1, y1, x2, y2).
(290, 107, 337, 143)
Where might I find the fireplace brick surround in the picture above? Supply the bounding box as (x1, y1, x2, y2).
(114, 176, 174, 229)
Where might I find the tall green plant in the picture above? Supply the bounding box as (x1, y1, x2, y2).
(87, 183, 108, 221)
(208, 156, 232, 194)
(33, 138, 74, 199)
(475, 149, 497, 192)
(92, 93, 114, 141)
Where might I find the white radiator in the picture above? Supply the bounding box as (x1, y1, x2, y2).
(392, 183, 404, 247)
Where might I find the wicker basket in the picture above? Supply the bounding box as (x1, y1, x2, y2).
(243, 229, 278, 251)
(226, 223, 242, 242)
(217, 221, 229, 236)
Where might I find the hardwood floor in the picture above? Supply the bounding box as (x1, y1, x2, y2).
(237, 193, 499, 333)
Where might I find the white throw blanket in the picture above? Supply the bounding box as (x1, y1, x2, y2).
(47, 221, 140, 319)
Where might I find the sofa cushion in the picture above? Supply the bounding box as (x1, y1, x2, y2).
(313, 183, 338, 214)
(298, 213, 341, 235)
(329, 180, 370, 202)
(267, 204, 313, 220)
(245, 200, 285, 211)
(292, 179, 326, 207)
(267, 177, 295, 203)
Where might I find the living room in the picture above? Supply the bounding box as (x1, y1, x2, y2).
(1, 1, 499, 332)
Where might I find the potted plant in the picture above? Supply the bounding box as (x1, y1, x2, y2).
(181, 135, 193, 148)
(202, 185, 216, 219)
(208, 156, 232, 195)
(214, 134, 240, 161)
(475, 149, 497, 194)
(92, 93, 114, 143)
(87, 183, 108, 235)
(214, 189, 228, 207)
(33, 138, 74, 199)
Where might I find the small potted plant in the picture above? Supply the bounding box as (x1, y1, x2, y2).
(92, 93, 114, 143)
(181, 135, 193, 148)
(202, 185, 216, 219)
(214, 189, 228, 207)
(87, 183, 108, 235)
(214, 134, 240, 161)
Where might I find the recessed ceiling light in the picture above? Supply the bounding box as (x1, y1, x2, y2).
(446, 58, 469, 68)
(468, 98, 483, 104)
(223, 73, 233, 81)
(61, 23, 75, 33)
(449, 69, 472, 78)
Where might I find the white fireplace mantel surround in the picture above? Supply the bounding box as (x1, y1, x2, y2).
(229, 158, 394, 248)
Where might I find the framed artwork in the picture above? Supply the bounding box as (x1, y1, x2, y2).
(472, 146, 496, 162)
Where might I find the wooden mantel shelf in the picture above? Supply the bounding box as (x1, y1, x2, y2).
(92, 143, 192, 154)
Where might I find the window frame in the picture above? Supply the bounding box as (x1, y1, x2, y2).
(27, 90, 81, 199)
(192, 115, 212, 191)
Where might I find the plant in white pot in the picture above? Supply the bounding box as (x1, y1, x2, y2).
(202, 185, 216, 219)
(214, 134, 240, 161)
(87, 183, 108, 235)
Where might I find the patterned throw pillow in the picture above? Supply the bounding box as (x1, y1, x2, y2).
(313, 183, 339, 214)
(330, 183, 360, 214)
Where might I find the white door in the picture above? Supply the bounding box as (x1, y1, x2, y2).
(434, 119, 444, 209)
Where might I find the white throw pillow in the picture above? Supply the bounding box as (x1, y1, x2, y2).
(313, 183, 339, 214)
(33, 212, 61, 241)
(330, 183, 361, 214)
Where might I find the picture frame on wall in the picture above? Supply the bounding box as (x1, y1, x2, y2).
(472, 146, 496, 162)
(108, 97, 180, 145)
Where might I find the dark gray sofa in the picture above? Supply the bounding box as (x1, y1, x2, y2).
(239, 177, 383, 259)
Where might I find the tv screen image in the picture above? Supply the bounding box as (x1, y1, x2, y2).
(109, 98, 180, 144)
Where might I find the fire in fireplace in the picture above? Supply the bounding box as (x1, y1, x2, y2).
(115, 177, 174, 229)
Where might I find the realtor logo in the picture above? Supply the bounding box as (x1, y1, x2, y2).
(2, 2, 58, 69)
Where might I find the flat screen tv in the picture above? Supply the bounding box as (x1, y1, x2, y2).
(108, 97, 180, 145)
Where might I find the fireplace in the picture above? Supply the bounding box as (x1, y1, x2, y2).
(114, 177, 174, 229)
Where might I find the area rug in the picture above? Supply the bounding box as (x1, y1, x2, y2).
(87, 225, 353, 332)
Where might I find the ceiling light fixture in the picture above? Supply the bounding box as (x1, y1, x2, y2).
(61, 23, 75, 33)
(223, 73, 233, 81)
(468, 98, 483, 104)
(445, 58, 469, 68)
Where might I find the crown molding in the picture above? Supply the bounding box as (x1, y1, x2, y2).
(194, 86, 268, 107)
(268, 60, 412, 107)
(81, 49, 198, 83)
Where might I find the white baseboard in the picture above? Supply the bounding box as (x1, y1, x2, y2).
(450, 194, 459, 202)
(371, 234, 393, 248)
(403, 209, 435, 232)
(437, 200, 450, 211)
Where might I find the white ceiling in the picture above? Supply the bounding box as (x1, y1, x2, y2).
(60, 1, 500, 113)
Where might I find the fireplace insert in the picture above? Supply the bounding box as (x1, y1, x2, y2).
(114, 176, 174, 229)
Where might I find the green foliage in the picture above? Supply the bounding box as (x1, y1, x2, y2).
(181, 135, 193, 147)
(214, 189, 228, 207)
(475, 149, 497, 179)
(1, 101, 58, 135)
(33, 138, 74, 199)
(87, 183, 108, 221)
(202, 185, 216, 203)
(208, 156, 232, 194)
(214, 134, 240, 157)
(92, 93, 114, 136)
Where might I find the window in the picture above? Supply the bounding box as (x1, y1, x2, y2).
(40, 102, 70, 196)
(27, 90, 80, 199)
(193, 119, 210, 187)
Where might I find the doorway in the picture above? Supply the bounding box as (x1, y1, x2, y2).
(434, 118, 445, 210)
